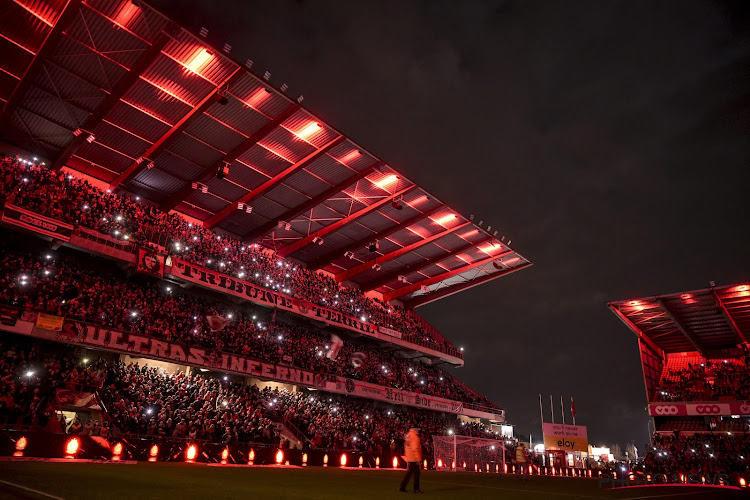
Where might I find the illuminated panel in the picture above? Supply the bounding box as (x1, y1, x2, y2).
(433, 213, 457, 226)
(245, 88, 270, 109)
(296, 122, 322, 140)
(186, 48, 213, 75)
(114, 0, 141, 27)
(374, 174, 399, 189)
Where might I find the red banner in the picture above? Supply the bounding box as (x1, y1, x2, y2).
(649, 402, 750, 416)
(2, 204, 74, 241)
(136, 248, 164, 276)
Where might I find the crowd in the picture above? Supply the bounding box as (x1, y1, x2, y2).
(0, 240, 493, 406)
(646, 432, 750, 477)
(1, 338, 502, 454)
(0, 156, 458, 356)
(655, 358, 750, 402)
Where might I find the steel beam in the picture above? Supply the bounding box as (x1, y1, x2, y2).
(307, 204, 446, 272)
(275, 184, 418, 258)
(335, 221, 472, 282)
(361, 236, 494, 292)
(243, 161, 382, 243)
(52, 31, 171, 170)
(109, 67, 244, 192)
(657, 299, 706, 356)
(202, 134, 345, 229)
(160, 103, 300, 212)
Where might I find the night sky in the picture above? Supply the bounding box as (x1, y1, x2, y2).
(152, 0, 750, 450)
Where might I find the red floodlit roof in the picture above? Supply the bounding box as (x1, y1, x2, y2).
(0, 0, 531, 307)
(609, 284, 750, 356)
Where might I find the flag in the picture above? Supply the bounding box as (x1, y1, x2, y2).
(206, 315, 229, 332)
(571, 397, 576, 418)
(268, 308, 277, 334)
(350, 352, 367, 368)
(35, 313, 64, 331)
(327, 334, 343, 361)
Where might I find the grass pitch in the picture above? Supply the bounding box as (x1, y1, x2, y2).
(0, 462, 744, 499)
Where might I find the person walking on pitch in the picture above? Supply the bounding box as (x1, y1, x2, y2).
(399, 427, 423, 493)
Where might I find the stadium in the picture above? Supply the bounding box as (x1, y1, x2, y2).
(0, 0, 747, 498)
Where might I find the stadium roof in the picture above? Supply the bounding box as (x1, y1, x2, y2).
(608, 283, 750, 356)
(0, 0, 531, 308)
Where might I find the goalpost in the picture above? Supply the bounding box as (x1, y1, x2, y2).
(432, 435, 507, 472)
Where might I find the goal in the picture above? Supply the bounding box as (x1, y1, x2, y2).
(432, 435, 507, 472)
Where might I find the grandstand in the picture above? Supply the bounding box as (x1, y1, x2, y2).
(609, 285, 750, 477)
(0, 0, 536, 475)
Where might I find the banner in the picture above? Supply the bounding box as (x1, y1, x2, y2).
(2, 204, 74, 241)
(0, 305, 21, 326)
(136, 248, 164, 276)
(168, 259, 381, 338)
(35, 313, 64, 331)
(322, 377, 493, 419)
(378, 326, 403, 340)
(543, 423, 588, 452)
(649, 402, 750, 417)
(56, 389, 101, 410)
(8, 317, 491, 420)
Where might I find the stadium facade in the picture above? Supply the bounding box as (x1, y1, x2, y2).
(0, 0, 533, 469)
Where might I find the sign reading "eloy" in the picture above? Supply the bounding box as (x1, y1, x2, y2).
(543, 422, 589, 452)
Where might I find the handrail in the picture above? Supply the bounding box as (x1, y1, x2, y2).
(282, 417, 310, 444)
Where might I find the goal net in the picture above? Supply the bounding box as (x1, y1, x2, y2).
(432, 435, 507, 472)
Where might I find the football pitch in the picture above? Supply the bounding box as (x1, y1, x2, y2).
(0, 462, 744, 500)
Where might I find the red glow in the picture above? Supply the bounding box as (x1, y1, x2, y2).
(479, 243, 503, 255)
(504, 463, 508, 473)
(15, 436, 27, 451)
(374, 174, 399, 189)
(275, 450, 284, 464)
(474, 463, 478, 472)
(458, 229, 479, 239)
(486, 463, 489, 472)
(323, 454, 328, 465)
(245, 89, 270, 110)
(738, 285, 749, 292)
(185, 444, 197, 462)
(740, 478, 746, 487)
(409, 195, 429, 207)
(629, 300, 641, 306)
(358, 456, 364, 467)
(302, 453, 308, 465)
(681, 293, 692, 299)
(340, 454, 347, 467)
(393, 456, 399, 468)
(186, 49, 213, 75)
(149, 444, 159, 458)
(114, 1, 141, 27)
(112, 442, 123, 456)
(339, 150, 361, 164)
(221, 448, 229, 462)
(437, 459, 443, 468)
(65, 438, 79, 457)
(249, 449, 255, 461)
(375, 457, 380, 468)
(433, 213, 457, 226)
(426, 460, 430, 470)
(296, 122, 322, 140)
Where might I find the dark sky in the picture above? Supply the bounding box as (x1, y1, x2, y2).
(151, 0, 750, 450)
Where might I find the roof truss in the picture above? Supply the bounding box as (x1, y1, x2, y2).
(243, 161, 383, 243)
(160, 103, 300, 212)
(383, 250, 515, 302)
(308, 204, 446, 272)
(109, 66, 244, 191)
(361, 236, 493, 292)
(656, 299, 707, 356)
(276, 184, 418, 258)
(335, 221, 472, 282)
(52, 31, 172, 170)
(202, 134, 346, 229)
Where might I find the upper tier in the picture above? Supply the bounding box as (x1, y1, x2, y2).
(0, 0, 530, 308)
(0, 156, 466, 365)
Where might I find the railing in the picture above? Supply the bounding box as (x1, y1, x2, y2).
(282, 417, 310, 444)
(406, 310, 462, 359)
